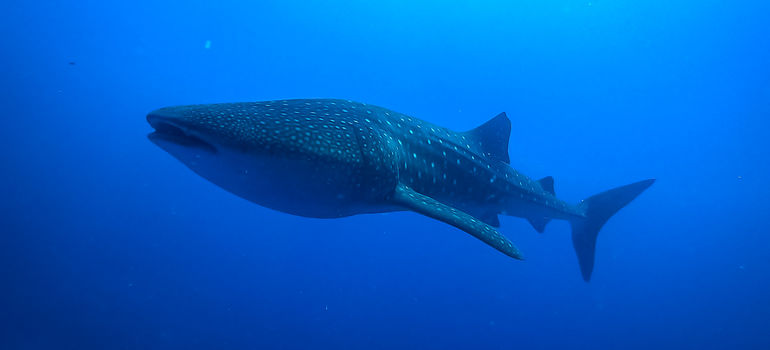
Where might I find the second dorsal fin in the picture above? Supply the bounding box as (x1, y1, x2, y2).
(464, 112, 511, 164)
(538, 176, 555, 195)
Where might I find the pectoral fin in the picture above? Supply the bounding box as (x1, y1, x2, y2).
(391, 183, 523, 260)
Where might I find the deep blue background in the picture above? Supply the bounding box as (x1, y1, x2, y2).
(2, 1, 769, 349)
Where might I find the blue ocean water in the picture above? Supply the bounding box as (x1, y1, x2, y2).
(2, 0, 769, 349)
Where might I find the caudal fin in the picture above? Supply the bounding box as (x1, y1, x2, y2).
(571, 179, 655, 281)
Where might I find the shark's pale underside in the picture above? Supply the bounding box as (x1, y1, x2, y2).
(147, 99, 654, 281)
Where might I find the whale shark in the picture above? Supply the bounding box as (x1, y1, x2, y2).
(147, 99, 654, 281)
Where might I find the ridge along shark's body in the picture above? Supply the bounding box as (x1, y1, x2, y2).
(147, 99, 654, 281)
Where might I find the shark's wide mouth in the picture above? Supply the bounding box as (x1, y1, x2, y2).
(147, 118, 217, 154)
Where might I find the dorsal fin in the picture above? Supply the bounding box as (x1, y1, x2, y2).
(465, 112, 511, 164)
(538, 176, 555, 195)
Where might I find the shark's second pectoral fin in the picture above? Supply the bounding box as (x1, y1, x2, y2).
(391, 183, 523, 260)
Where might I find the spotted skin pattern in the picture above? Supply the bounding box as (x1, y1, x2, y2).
(148, 99, 599, 261)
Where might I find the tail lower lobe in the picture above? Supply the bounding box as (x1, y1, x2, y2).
(571, 179, 655, 281)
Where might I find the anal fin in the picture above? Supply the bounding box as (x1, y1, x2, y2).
(391, 183, 523, 259)
(527, 217, 551, 233)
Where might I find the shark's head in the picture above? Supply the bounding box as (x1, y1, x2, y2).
(146, 104, 255, 162)
(148, 104, 258, 206)
(146, 101, 397, 217)
(146, 102, 359, 171)
(147, 106, 217, 158)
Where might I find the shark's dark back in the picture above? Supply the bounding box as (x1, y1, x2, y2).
(161, 100, 365, 163)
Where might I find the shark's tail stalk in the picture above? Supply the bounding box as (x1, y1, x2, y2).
(570, 179, 655, 282)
